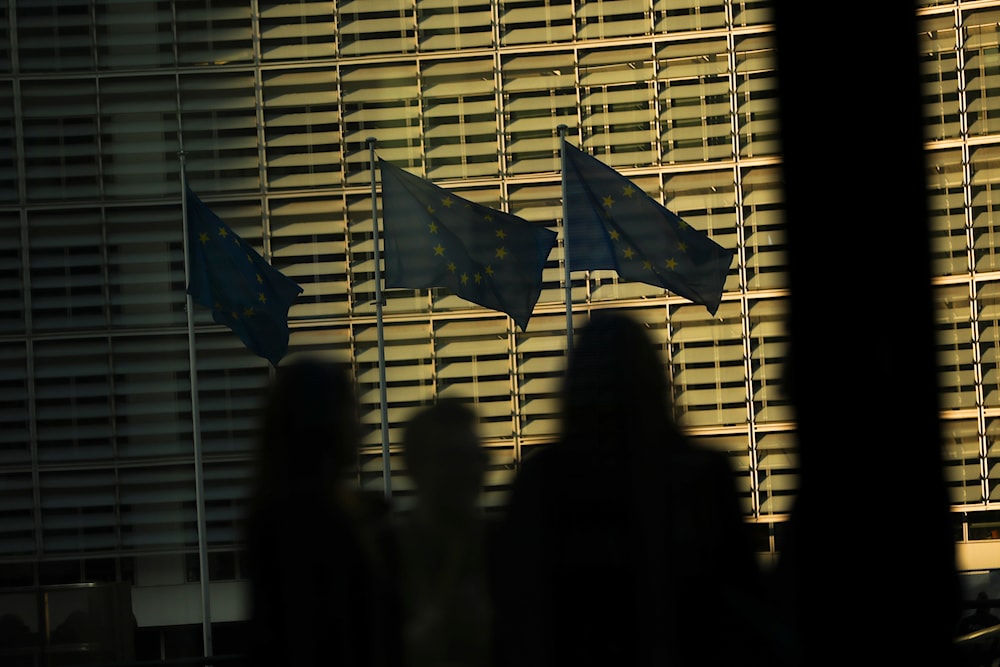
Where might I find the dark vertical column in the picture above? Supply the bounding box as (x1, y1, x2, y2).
(772, 3, 961, 663)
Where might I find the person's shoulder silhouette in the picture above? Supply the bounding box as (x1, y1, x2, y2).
(959, 592, 1000, 635)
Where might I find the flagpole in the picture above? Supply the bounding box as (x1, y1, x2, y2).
(178, 152, 213, 659)
(558, 125, 573, 355)
(367, 138, 392, 500)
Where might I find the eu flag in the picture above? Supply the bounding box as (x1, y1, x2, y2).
(185, 188, 303, 366)
(379, 158, 557, 331)
(562, 141, 734, 315)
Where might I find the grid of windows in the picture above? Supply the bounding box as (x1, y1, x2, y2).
(0, 0, 993, 598)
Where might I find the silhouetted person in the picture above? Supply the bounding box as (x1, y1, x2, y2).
(958, 592, 1000, 636)
(243, 357, 399, 667)
(392, 399, 495, 667)
(957, 592, 1000, 666)
(495, 311, 784, 667)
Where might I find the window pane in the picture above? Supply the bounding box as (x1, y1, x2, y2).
(927, 148, 969, 277)
(97, 0, 175, 70)
(421, 58, 500, 180)
(28, 209, 106, 332)
(259, 1, 337, 62)
(919, 14, 961, 142)
(670, 301, 745, 428)
(338, 0, 416, 57)
(654, 0, 727, 33)
(580, 46, 657, 167)
(262, 69, 343, 190)
(749, 298, 791, 424)
(100, 75, 180, 199)
(499, 0, 574, 46)
(417, 0, 493, 52)
(656, 37, 731, 164)
(970, 144, 1000, 273)
(963, 8, 1000, 137)
(742, 166, 787, 290)
(17, 1, 94, 72)
(22, 80, 100, 202)
(734, 35, 779, 159)
(944, 417, 984, 505)
(271, 195, 351, 319)
(936, 283, 976, 411)
(502, 52, 577, 174)
(175, 0, 253, 66)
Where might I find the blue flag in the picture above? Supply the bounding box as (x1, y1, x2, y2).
(562, 141, 734, 315)
(185, 187, 303, 366)
(379, 158, 557, 331)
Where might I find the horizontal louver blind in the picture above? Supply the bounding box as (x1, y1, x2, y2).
(97, 0, 175, 70)
(502, 52, 577, 174)
(0, 81, 15, 203)
(22, 79, 100, 202)
(28, 208, 106, 332)
(179, 72, 260, 193)
(175, 0, 253, 66)
(499, 0, 574, 46)
(580, 46, 656, 167)
(338, 0, 416, 57)
(963, 8, 1000, 137)
(935, 283, 976, 411)
(341, 64, 421, 182)
(653, 0, 727, 33)
(657, 37, 731, 164)
(263, 69, 343, 190)
(516, 312, 573, 441)
(576, 0, 650, 40)
(506, 181, 565, 306)
(100, 75, 179, 199)
(670, 301, 745, 428)
(417, 0, 493, 52)
(270, 195, 351, 319)
(748, 298, 791, 424)
(970, 144, 1000, 273)
(119, 463, 198, 549)
(259, 2, 337, 62)
(0, 343, 29, 466)
(741, 166, 786, 291)
(111, 335, 192, 461)
(926, 148, 968, 277)
(919, 14, 961, 142)
(421, 58, 499, 180)
(355, 320, 435, 494)
(942, 417, 983, 505)
(106, 203, 187, 330)
(734, 35, 779, 159)
(0, 211, 23, 333)
(985, 417, 1000, 502)
(17, 1, 93, 72)
(754, 431, 797, 515)
(977, 281, 1000, 409)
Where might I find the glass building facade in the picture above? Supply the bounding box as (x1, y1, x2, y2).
(0, 0, 995, 659)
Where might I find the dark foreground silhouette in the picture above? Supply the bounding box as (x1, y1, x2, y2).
(493, 312, 792, 667)
(243, 358, 398, 667)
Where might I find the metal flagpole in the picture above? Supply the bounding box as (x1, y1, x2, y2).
(178, 152, 213, 658)
(367, 138, 392, 499)
(558, 125, 574, 355)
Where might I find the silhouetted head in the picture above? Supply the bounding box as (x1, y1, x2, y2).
(403, 399, 487, 519)
(560, 311, 675, 449)
(254, 357, 361, 496)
